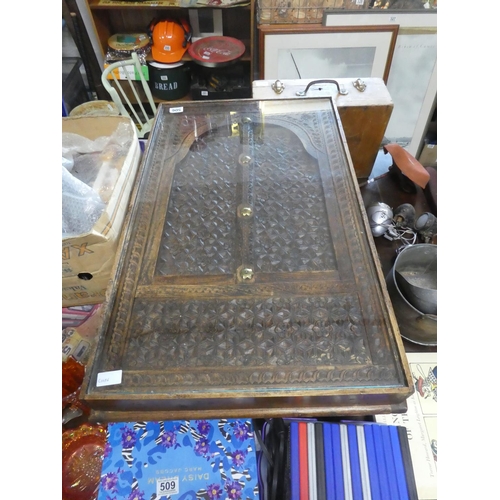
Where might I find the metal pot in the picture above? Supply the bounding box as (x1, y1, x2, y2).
(385, 244, 437, 346)
(395, 244, 437, 315)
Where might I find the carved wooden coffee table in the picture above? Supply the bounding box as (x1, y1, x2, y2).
(81, 98, 413, 422)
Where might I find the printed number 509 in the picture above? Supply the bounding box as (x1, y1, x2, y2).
(157, 477, 179, 496)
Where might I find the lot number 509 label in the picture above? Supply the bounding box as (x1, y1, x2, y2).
(157, 476, 179, 496)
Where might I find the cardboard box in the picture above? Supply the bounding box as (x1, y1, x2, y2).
(62, 115, 140, 307)
(62, 304, 104, 363)
(97, 419, 260, 500)
(62, 273, 110, 307)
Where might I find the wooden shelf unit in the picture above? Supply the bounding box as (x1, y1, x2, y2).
(84, 0, 256, 95)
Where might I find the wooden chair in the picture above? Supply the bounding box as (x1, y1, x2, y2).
(101, 52, 157, 138)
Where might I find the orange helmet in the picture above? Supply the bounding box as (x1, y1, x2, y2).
(151, 19, 192, 64)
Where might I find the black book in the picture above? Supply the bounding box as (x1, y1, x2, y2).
(314, 423, 327, 500)
(397, 425, 419, 500)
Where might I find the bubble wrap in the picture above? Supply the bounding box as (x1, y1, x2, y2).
(62, 122, 133, 237)
(62, 166, 106, 237)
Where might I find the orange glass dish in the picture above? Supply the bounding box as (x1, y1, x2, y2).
(62, 424, 107, 500)
(63, 357, 85, 401)
(62, 356, 90, 426)
(62, 357, 91, 420)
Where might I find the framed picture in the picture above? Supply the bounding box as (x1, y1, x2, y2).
(323, 9, 437, 28)
(258, 24, 398, 83)
(321, 10, 437, 157)
(188, 8, 223, 41)
(386, 26, 436, 157)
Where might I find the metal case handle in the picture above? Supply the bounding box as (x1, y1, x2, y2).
(296, 79, 348, 96)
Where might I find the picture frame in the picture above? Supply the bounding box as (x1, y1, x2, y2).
(258, 24, 398, 83)
(321, 10, 437, 157)
(188, 8, 223, 41)
(323, 9, 437, 28)
(389, 27, 436, 157)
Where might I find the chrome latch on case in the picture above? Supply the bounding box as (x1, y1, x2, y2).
(353, 78, 367, 92)
(271, 80, 285, 94)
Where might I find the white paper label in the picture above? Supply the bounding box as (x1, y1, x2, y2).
(169, 106, 184, 113)
(201, 91, 208, 96)
(96, 370, 122, 387)
(157, 477, 179, 496)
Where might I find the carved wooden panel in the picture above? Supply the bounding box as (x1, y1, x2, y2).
(81, 98, 413, 421)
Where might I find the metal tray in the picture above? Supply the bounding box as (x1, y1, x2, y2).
(81, 98, 413, 421)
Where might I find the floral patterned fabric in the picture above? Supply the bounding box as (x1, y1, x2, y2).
(97, 419, 260, 500)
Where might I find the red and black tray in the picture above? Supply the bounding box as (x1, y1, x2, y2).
(188, 36, 246, 68)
